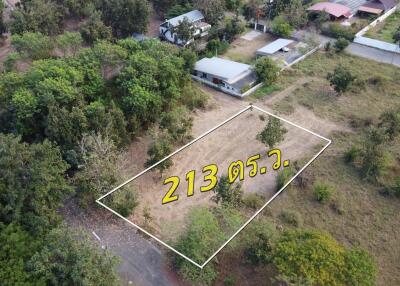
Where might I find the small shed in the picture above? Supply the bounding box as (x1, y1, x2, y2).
(256, 39, 294, 56)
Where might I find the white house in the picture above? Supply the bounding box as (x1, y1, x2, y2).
(159, 10, 211, 46)
(192, 57, 258, 97)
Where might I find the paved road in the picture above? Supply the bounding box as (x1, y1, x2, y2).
(61, 199, 180, 286)
(346, 43, 400, 67)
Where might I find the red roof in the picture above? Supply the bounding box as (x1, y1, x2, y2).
(307, 2, 352, 18)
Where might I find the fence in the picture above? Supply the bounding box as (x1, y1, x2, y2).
(355, 5, 398, 37)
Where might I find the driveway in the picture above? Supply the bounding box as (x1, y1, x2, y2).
(61, 199, 182, 286)
(346, 43, 400, 67)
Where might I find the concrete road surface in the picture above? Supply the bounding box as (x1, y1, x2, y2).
(61, 199, 182, 286)
(346, 43, 400, 67)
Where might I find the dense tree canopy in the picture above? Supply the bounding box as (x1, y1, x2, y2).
(0, 134, 72, 234)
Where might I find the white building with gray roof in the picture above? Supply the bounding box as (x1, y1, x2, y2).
(159, 10, 211, 46)
(192, 57, 258, 97)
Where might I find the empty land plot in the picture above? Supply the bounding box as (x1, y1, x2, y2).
(102, 106, 328, 265)
(221, 31, 275, 64)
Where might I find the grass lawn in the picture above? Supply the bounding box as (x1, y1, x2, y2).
(365, 11, 400, 43)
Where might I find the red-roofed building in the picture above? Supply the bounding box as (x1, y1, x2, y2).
(307, 2, 353, 19)
(358, 0, 396, 15)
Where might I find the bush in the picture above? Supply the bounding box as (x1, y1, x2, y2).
(278, 210, 303, 227)
(244, 220, 277, 265)
(243, 193, 265, 210)
(322, 23, 355, 41)
(271, 16, 293, 37)
(109, 188, 138, 217)
(334, 37, 349, 52)
(11, 32, 53, 60)
(255, 57, 280, 85)
(276, 167, 295, 191)
(223, 275, 236, 285)
(344, 146, 360, 164)
(314, 181, 335, 204)
(205, 39, 229, 56)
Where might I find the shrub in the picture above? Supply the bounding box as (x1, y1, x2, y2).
(223, 275, 236, 285)
(314, 181, 335, 204)
(109, 188, 138, 217)
(278, 210, 303, 227)
(206, 39, 229, 56)
(271, 16, 293, 37)
(276, 167, 295, 191)
(11, 32, 53, 60)
(322, 23, 355, 41)
(255, 57, 280, 85)
(243, 193, 265, 210)
(334, 37, 349, 52)
(344, 146, 360, 164)
(327, 65, 356, 95)
(244, 220, 278, 265)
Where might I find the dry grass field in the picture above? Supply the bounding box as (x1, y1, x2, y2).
(215, 51, 400, 286)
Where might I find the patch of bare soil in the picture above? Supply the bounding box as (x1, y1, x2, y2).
(222, 31, 275, 63)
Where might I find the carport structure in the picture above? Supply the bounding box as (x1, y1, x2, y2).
(256, 39, 294, 56)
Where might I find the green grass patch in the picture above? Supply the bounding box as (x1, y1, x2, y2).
(365, 11, 400, 43)
(250, 84, 282, 99)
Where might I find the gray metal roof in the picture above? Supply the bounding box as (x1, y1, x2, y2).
(354, 36, 400, 53)
(332, 0, 367, 13)
(167, 10, 205, 27)
(256, 39, 294, 55)
(194, 57, 252, 83)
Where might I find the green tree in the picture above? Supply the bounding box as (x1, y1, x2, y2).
(244, 219, 277, 265)
(73, 133, 133, 209)
(282, 0, 307, 28)
(11, 32, 54, 60)
(174, 17, 194, 45)
(212, 175, 243, 207)
(166, 3, 194, 19)
(29, 227, 121, 285)
(0, 134, 72, 233)
(327, 65, 355, 95)
(145, 129, 173, 176)
(179, 48, 197, 72)
(90, 40, 128, 78)
(160, 106, 193, 143)
(254, 57, 280, 85)
(0, 223, 38, 284)
(10, 0, 64, 35)
(80, 10, 113, 44)
(257, 116, 287, 149)
(273, 230, 346, 285)
(98, 0, 150, 37)
(193, 0, 225, 25)
(334, 37, 349, 52)
(271, 16, 293, 37)
(56, 32, 83, 57)
(175, 208, 223, 285)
